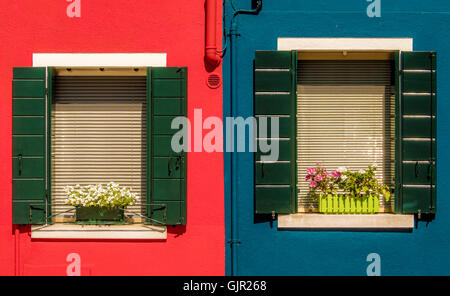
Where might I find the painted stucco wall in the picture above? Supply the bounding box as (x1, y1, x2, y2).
(0, 0, 224, 275)
(223, 0, 450, 275)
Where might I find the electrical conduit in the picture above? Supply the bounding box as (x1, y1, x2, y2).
(228, 0, 262, 276)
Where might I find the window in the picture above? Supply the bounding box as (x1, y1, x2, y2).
(51, 75, 147, 222)
(12, 66, 188, 226)
(254, 49, 436, 225)
(296, 56, 395, 213)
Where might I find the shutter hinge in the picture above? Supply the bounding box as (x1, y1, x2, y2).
(227, 239, 241, 245)
(45, 88, 49, 95)
(418, 209, 422, 220)
(272, 211, 276, 220)
(227, 30, 241, 37)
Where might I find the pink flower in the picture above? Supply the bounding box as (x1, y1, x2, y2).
(331, 170, 341, 178)
(314, 175, 324, 182)
(326, 173, 333, 178)
(309, 181, 318, 188)
(305, 175, 311, 181)
(306, 168, 316, 175)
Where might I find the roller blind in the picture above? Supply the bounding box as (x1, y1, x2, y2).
(51, 76, 146, 221)
(296, 60, 395, 213)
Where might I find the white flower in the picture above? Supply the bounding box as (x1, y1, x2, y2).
(359, 169, 366, 174)
(65, 182, 138, 208)
(337, 166, 347, 173)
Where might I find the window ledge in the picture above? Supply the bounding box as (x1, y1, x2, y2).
(278, 214, 414, 231)
(31, 224, 167, 240)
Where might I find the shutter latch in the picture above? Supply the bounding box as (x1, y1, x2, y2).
(17, 154, 22, 176)
(271, 211, 276, 220)
(418, 209, 422, 220)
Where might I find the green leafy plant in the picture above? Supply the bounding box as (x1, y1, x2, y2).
(306, 165, 390, 201)
(337, 166, 390, 201)
(65, 182, 139, 208)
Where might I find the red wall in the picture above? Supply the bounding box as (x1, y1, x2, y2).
(0, 0, 224, 275)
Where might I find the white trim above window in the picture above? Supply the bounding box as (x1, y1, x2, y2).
(277, 38, 413, 51)
(32, 53, 167, 67)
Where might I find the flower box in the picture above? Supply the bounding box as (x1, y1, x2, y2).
(76, 206, 124, 223)
(318, 194, 380, 214)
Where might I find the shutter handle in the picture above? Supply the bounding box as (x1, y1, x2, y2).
(168, 156, 181, 176)
(18, 154, 23, 176)
(176, 155, 181, 171)
(168, 158, 173, 176)
(415, 161, 419, 178)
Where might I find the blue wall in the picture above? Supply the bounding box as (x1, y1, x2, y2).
(223, 0, 450, 275)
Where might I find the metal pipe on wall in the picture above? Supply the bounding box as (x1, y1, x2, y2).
(228, 0, 262, 276)
(205, 0, 222, 67)
(14, 226, 20, 276)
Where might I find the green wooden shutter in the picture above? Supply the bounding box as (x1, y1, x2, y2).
(147, 67, 187, 225)
(396, 51, 437, 217)
(254, 50, 297, 216)
(12, 67, 51, 224)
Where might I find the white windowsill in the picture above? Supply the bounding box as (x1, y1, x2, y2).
(31, 224, 167, 240)
(278, 214, 414, 231)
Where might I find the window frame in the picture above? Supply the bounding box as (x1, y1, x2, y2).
(12, 53, 190, 234)
(294, 53, 397, 214)
(49, 70, 149, 223)
(269, 39, 418, 229)
(32, 53, 167, 225)
(12, 54, 189, 236)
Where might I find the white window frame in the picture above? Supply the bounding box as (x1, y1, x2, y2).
(33, 53, 166, 67)
(30, 53, 168, 239)
(276, 38, 414, 230)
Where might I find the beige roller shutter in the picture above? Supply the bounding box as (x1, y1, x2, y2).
(297, 60, 395, 213)
(51, 76, 146, 221)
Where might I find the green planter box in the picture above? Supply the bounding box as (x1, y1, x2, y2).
(318, 194, 380, 214)
(76, 206, 124, 223)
